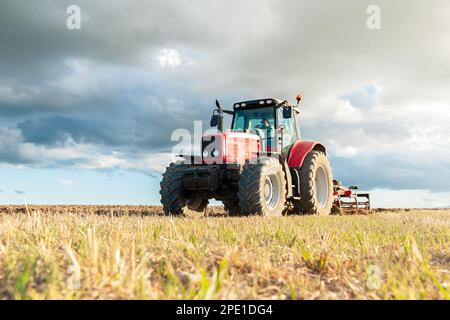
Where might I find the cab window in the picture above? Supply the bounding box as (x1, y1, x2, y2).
(278, 109, 298, 149)
(232, 107, 275, 138)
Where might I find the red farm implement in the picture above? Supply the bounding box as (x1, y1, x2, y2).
(332, 180, 371, 214)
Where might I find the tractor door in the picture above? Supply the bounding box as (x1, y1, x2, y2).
(277, 108, 299, 157)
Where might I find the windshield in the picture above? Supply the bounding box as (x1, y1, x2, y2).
(232, 107, 275, 137)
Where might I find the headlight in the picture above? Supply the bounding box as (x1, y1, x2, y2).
(202, 150, 209, 158)
(212, 149, 219, 157)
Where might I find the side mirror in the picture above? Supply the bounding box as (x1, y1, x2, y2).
(282, 107, 292, 119)
(210, 114, 219, 127)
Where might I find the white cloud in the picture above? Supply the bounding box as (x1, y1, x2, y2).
(157, 49, 183, 69)
(333, 99, 363, 124)
(330, 145, 363, 158)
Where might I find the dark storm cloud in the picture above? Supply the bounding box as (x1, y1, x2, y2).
(18, 115, 116, 146)
(0, 0, 219, 152)
(0, 0, 450, 194)
(15, 94, 209, 150)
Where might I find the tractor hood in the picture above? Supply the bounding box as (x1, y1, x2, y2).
(202, 132, 260, 165)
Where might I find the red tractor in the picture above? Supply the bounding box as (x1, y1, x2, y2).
(160, 96, 334, 216)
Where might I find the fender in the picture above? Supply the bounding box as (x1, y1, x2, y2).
(287, 140, 326, 167)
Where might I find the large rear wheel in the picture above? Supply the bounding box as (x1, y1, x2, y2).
(160, 163, 208, 216)
(238, 157, 286, 216)
(295, 151, 333, 215)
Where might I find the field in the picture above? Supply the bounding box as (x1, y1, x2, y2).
(0, 205, 449, 300)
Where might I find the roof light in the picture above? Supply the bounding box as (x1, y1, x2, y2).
(266, 100, 272, 104)
(241, 103, 246, 107)
(259, 100, 265, 105)
(234, 104, 239, 108)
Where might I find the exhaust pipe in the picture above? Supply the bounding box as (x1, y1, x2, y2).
(215, 99, 224, 133)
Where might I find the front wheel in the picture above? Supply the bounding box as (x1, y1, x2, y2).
(238, 157, 286, 216)
(160, 163, 208, 216)
(295, 151, 333, 215)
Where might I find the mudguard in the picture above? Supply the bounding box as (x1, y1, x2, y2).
(287, 140, 326, 168)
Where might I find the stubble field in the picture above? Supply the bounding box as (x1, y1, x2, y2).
(0, 205, 449, 300)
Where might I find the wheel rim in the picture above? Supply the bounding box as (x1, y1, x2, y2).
(315, 166, 329, 207)
(264, 174, 279, 209)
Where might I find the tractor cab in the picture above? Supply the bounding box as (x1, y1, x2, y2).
(211, 97, 302, 156)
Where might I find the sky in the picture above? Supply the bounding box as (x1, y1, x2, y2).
(0, 0, 450, 207)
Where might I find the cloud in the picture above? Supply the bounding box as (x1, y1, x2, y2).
(0, 0, 449, 197)
(0, 125, 171, 174)
(157, 49, 186, 69)
(0, 127, 35, 164)
(14, 190, 24, 195)
(332, 99, 363, 125)
(18, 115, 113, 146)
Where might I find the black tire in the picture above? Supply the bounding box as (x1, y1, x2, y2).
(295, 151, 333, 215)
(160, 163, 208, 216)
(238, 157, 286, 216)
(222, 199, 241, 216)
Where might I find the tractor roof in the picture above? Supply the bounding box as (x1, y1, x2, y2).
(233, 98, 283, 110)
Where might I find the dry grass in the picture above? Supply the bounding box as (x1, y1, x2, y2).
(0, 206, 449, 300)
